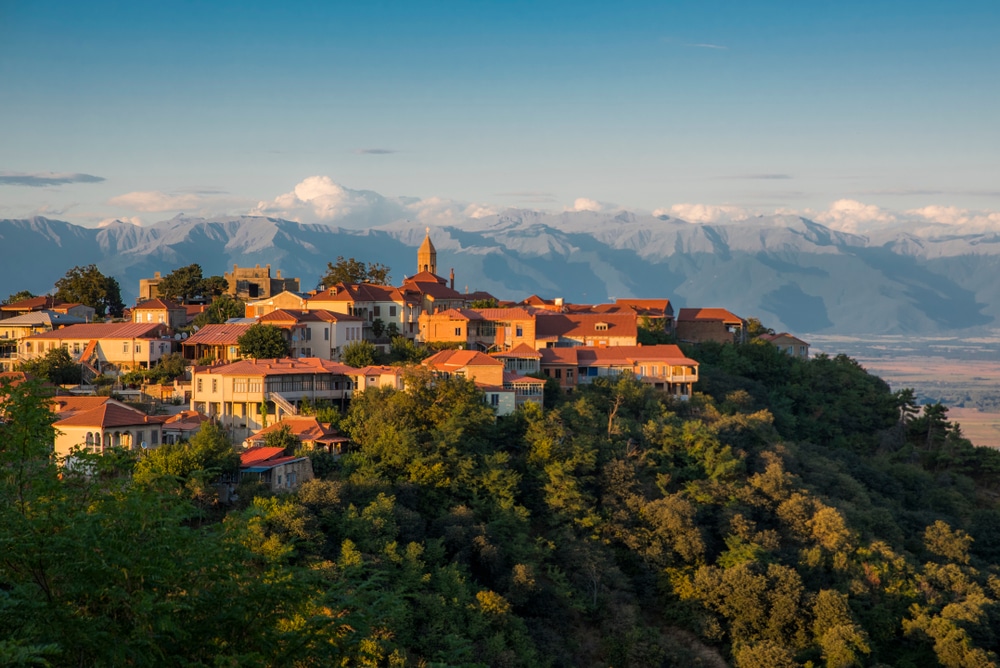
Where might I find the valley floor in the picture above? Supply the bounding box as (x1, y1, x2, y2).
(809, 333, 1000, 448)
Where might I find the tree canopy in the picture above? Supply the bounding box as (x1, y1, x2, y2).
(341, 339, 379, 367)
(320, 256, 391, 288)
(18, 347, 82, 385)
(2, 289, 36, 305)
(156, 264, 229, 303)
(192, 293, 245, 327)
(237, 323, 290, 359)
(53, 264, 124, 317)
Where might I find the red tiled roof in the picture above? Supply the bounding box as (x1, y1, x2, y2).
(0, 371, 31, 387)
(49, 396, 113, 419)
(0, 296, 65, 311)
(492, 342, 542, 358)
(615, 298, 672, 312)
(474, 307, 535, 320)
(539, 345, 696, 367)
(431, 308, 483, 321)
(54, 402, 164, 428)
(25, 322, 166, 340)
(404, 281, 464, 301)
(307, 309, 363, 322)
(760, 332, 809, 345)
(424, 349, 503, 370)
(310, 283, 403, 304)
(203, 357, 359, 377)
(355, 365, 404, 376)
(534, 313, 637, 340)
(403, 270, 446, 285)
(503, 371, 545, 384)
(183, 323, 252, 345)
(240, 446, 287, 465)
(248, 416, 345, 445)
(677, 308, 743, 324)
(134, 298, 184, 311)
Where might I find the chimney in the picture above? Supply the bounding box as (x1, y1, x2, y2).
(449, 268, 455, 290)
(154, 271, 161, 279)
(277, 269, 282, 279)
(554, 297, 564, 306)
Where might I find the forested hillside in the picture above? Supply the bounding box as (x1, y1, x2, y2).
(3, 342, 1000, 667)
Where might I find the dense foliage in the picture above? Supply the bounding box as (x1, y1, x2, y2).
(193, 293, 246, 327)
(53, 264, 124, 317)
(18, 348, 83, 385)
(156, 263, 228, 302)
(4, 337, 1000, 666)
(320, 256, 392, 288)
(238, 323, 290, 359)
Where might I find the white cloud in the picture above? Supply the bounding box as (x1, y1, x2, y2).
(566, 197, 617, 213)
(404, 197, 497, 225)
(814, 199, 897, 232)
(905, 205, 1000, 229)
(250, 175, 399, 225)
(660, 203, 753, 224)
(108, 191, 209, 212)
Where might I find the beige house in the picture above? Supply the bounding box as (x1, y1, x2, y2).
(534, 313, 638, 349)
(19, 322, 172, 372)
(418, 307, 538, 352)
(132, 298, 187, 332)
(189, 357, 357, 441)
(239, 447, 314, 492)
(423, 349, 542, 415)
(1, 296, 94, 322)
(182, 323, 252, 363)
(352, 365, 407, 391)
(244, 416, 350, 454)
(308, 283, 420, 340)
(245, 291, 309, 318)
(759, 332, 810, 358)
(539, 344, 699, 399)
(52, 400, 165, 459)
(257, 309, 365, 361)
(0, 310, 88, 371)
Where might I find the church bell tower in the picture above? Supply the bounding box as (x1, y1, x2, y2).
(418, 227, 437, 275)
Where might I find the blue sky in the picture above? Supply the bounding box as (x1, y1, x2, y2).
(1, 0, 998, 228)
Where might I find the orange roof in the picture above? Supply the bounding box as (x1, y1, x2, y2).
(50, 396, 113, 419)
(25, 322, 167, 340)
(615, 298, 672, 313)
(474, 307, 535, 320)
(539, 345, 697, 368)
(202, 357, 359, 377)
(134, 298, 184, 311)
(0, 296, 65, 312)
(403, 270, 446, 285)
(492, 342, 542, 358)
(760, 332, 809, 345)
(677, 308, 743, 324)
(240, 446, 287, 465)
(0, 371, 31, 387)
(183, 323, 252, 345)
(248, 416, 347, 445)
(355, 365, 404, 376)
(310, 283, 403, 304)
(424, 349, 503, 371)
(403, 281, 464, 301)
(503, 371, 545, 384)
(426, 308, 482, 321)
(54, 402, 165, 428)
(534, 314, 637, 340)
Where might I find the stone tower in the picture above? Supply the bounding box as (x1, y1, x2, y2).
(417, 227, 437, 275)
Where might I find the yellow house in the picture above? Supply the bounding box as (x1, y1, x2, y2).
(19, 322, 173, 372)
(53, 400, 165, 459)
(132, 298, 187, 332)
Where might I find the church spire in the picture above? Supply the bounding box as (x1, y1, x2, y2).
(417, 227, 437, 275)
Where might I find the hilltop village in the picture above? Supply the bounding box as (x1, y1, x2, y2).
(0, 232, 809, 485)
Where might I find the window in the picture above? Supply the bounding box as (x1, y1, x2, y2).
(454, 327, 462, 336)
(135, 344, 142, 353)
(567, 369, 574, 380)
(147, 313, 152, 322)
(305, 327, 311, 341)
(123, 342, 129, 353)
(151, 430, 159, 445)
(490, 394, 500, 407)
(389, 305, 396, 317)
(73, 342, 80, 354)
(159, 343, 167, 353)
(324, 327, 329, 341)
(197, 378, 203, 392)
(516, 326, 523, 337)
(555, 369, 562, 379)
(158, 314, 164, 323)
(595, 322, 608, 331)
(212, 379, 218, 393)
(373, 306, 381, 317)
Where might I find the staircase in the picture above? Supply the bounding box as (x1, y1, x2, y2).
(268, 391, 298, 416)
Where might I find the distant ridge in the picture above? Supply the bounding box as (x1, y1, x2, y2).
(1, 212, 998, 336)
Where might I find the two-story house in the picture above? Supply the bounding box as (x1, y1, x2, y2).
(132, 298, 187, 332)
(19, 322, 172, 372)
(0, 310, 89, 371)
(676, 308, 747, 344)
(539, 344, 698, 399)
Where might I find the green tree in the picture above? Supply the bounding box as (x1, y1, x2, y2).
(193, 293, 246, 327)
(238, 323, 290, 359)
(201, 274, 229, 297)
(53, 264, 124, 317)
(388, 335, 428, 363)
(2, 289, 36, 305)
(134, 422, 239, 485)
(745, 317, 775, 339)
(18, 347, 82, 384)
(342, 339, 379, 368)
(157, 263, 206, 302)
(320, 256, 391, 288)
(264, 424, 301, 455)
(469, 298, 498, 308)
(371, 318, 386, 338)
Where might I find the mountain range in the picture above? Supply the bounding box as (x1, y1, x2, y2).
(2, 211, 999, 336)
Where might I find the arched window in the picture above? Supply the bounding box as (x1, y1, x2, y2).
(86, 433, 94, 446)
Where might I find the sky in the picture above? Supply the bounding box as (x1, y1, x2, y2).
(1, 0, 998, 230)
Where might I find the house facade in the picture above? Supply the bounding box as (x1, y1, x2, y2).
(132, 298, 187, 332)
(539, 344, 699, 399)
(759, 332, 810, 358)
(52, 400, 165, 459)
(676, 308, 747, 344)
(19, 322, 172, 372)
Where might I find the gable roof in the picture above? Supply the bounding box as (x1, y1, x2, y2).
(760, 332, 809, 345)
(534, 313, 637, 340)
(133, 298, 184, 311)
(424, 349, 503, 371)
(474, 307, 536, 320)
(677, 308, 743, 324)
(0, 296, 66, 312)
(50, 396, 114, 419)
(403, 270, 446, 285)
(615, 298, 673, 314)
(240, 446, 287, 466)
(248, 416, 347, 445)
(309, 283, 403, 304)
(402, 281, 464, 301)
(0, 310, 88, 327)
(54, 402, 166, 428)
(492, 342, 542, 359)
(183, 323, 252, 345)
(539, 345, 696, 368)
(202, 357, 359, 377)
(25, 322, 166, 340)
(502, 371, 546, 385)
